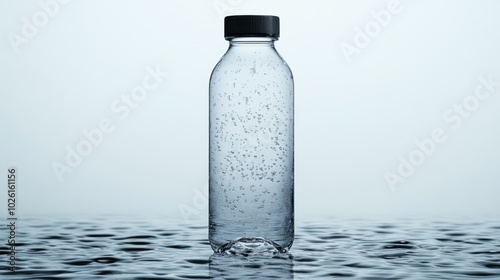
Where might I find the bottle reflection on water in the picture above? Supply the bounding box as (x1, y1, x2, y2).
(209, 253, 294, 279)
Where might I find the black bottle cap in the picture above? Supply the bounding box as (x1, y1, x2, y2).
(224, 15, 280, 40)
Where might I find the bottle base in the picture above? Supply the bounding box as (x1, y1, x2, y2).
(216, 237, 288, 256)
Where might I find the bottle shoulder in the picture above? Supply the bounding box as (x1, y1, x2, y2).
(210, 47, 293, 82)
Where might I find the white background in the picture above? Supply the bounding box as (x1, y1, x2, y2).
(1, 0, 499, 222)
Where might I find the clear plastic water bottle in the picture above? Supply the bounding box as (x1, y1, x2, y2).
(209, 15, 294, 254)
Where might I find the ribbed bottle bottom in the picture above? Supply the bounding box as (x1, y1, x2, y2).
(216, 237, 288, 256)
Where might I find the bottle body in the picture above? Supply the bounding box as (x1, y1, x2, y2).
(209, 37, 294, 254)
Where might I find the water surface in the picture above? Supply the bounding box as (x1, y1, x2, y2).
(1, 217, 499, 279)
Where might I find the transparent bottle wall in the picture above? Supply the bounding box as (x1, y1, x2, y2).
(209, 38, 294, 254)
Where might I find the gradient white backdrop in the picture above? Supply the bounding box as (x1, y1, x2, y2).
(1, 0, 499, 222)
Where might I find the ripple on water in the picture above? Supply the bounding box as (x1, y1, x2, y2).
(119, 241, 153, 246)
(85, 233, 115, 238)
(319, 234, 350, 240)
(470, 250, 500, 255)
(120, 247, 154, 252)
(382, 240, 417, 250)
(186, 259, 210, 265)
(322, 271, 356, 277)
(93, 256, 120, 264)
(63, 260, 93, 266)
(165, 245, 192, 249)
(114, 235, 157, 240)
(95, 269, 122, 275)
(483, 262, 500, 269)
